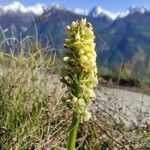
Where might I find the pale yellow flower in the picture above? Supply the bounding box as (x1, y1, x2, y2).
(63, 56, 69, 62)
(82, 110, 91, 122)
(75, 98, 86, 108)
(73, 98, 86, 113)
(79, 49, 84, 55)
(79, 55, 88, 64)
(62, 18, 98, 121)
(72, 96, 78, 104)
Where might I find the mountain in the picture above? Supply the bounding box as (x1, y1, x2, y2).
(88, 6, 114, 20)
(27, 6, 150, 74)
(0, 3, 149, 77)
(99, 11, 150, 69)
(0, 11, 35, 36)
(0, 1, 44, 37)
(128, 6, 149, 14)
(88, 6, 150, 20)
(26, 5, 112, 52)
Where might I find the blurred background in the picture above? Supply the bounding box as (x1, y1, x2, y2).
(0, 0, 150, 88)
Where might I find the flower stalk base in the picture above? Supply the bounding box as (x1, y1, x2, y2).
(67, 112, 80, 150)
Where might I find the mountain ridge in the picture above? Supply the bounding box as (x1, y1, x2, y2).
(0, 2, 150, 20)
(0, 3, 149, 78)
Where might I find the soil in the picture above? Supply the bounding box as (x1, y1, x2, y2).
(93, 86, 150, 127)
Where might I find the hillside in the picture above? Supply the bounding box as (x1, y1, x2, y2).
(0, 5, 150, 78)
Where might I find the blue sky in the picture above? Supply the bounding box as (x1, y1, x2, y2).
(2, 0, 150, 12)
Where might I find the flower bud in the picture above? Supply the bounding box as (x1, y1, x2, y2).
(76, 98, 86, 107)
(80, 55, 88, 63)
(82, 110, 91, 121)
(63, 56, 69, 62)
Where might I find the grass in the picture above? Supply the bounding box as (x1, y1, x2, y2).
(0, 44, 67, 149)
(0, 32, 149, 149)
(99, 64, 150, 90)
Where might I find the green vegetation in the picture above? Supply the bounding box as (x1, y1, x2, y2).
(99, 63, 150, 90)
(0, 31, 149, 149)
(0, 43, 64, 149)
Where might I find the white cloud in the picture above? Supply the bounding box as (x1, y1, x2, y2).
(73, 8, 88, 15)
(0, 1, 45, 15)
(90, 6, 128, 20)
(50, 3, 64, 10)
(49, 3, 86, 15)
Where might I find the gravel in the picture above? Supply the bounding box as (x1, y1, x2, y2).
(94, 87, 150, 127)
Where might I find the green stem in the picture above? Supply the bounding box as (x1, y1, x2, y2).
(67, 112, 80, 150)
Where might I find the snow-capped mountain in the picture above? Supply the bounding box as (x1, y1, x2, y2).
(88, 6, 132, 20)
(0, 1, 45, 15)
(88, 6, 150, 20)
(128, 6, 150, 14)
(88, 6, 118, 20)
(0, 2, 149, 20)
